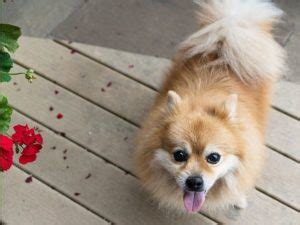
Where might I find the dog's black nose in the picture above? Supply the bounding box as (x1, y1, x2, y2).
(186, 176, 204, 192)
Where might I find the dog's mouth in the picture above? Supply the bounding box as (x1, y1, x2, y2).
(183, 191, 206, 212)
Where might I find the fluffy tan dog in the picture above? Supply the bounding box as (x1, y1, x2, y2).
(135, 0, 286, 213)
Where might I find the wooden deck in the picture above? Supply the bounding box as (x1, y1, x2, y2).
(0, 36, 299, 225)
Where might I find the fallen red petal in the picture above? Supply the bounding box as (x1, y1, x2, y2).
(25, 176, 33, 183)
(85, 173, 92, 179)
(57, 113, 63, 119)
(106, 81, 112, 87)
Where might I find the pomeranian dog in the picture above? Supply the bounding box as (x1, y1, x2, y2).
(135, 0, 286, 213)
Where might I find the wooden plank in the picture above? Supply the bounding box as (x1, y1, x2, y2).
(273, 81, 300, 120)
(15, 37, 155, 126)
(13, 37, 300, 160)
(266, 110, 300, 160)
(9, 112, 215, 225)
(3, 56, 298, 217)
(258, 149, 300, 210)
(60, 39, 300, 119)
(58, 39, 169, 89)
(2, 167, 108, 225)
(209, 190, 300, 225)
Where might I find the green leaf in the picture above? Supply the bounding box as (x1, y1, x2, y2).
(0, 51, 13, 72)
(0, 24, 21, 53)
(0, 94, 13, 134)
(0, 71, 12, 82)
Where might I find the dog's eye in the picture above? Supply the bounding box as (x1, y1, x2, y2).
(173, 150, 189, 162)
(206, 153, 221, 164)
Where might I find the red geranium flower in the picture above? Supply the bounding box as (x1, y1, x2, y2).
(12, 125, 43, 146)
(0, 135, 14, 171)
(12, 124, 43, 165)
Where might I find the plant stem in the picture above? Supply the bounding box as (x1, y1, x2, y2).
(9, 72, 25, 76)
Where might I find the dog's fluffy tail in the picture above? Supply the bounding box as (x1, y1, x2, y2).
(180, 0, 286, 83)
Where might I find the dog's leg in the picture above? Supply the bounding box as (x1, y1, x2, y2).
(234, 194, 248, 209)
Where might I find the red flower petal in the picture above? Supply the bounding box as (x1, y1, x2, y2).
(13, 124, 28, 133)
(19, 154, 37, 165)
(22, 144, 42, 155)
(23, 135, 36, 146)
(35, 134, 43, 144)
(0, 135, 13, 151)
(25, 176, 33, 183)
(0, 157, 13, 171)
(57, 113, 63, 119)
(106, 81, 112, 87)
(0, 150, 14, 159)
(12, 132, 23, 144)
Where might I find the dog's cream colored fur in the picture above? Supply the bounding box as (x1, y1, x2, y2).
(134, 0, 286, 213)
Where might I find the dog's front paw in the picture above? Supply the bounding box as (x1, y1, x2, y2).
(234, 196, 248, 209)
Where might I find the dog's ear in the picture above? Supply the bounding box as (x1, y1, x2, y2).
(224, 94, 238, 120)
(167, 90, 182, 111)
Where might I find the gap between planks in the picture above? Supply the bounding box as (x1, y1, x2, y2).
(255, 187, 300, 212)
(266, 144, 299, 163)
(10, 62, 299, 212)
(272, 106, 299, 121)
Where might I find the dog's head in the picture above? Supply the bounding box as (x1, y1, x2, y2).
(153, 90, 242, 212)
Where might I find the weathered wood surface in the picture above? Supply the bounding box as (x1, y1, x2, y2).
(7, 111, 215, 225)
(1, 36, 298, 224)
(14, 37, 300, 160)
(2, 167, 108, 225)
(59, 39, 300, 120)
(5, 61, 300, 210)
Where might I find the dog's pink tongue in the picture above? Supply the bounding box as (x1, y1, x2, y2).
(183, 191, 205, 212)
